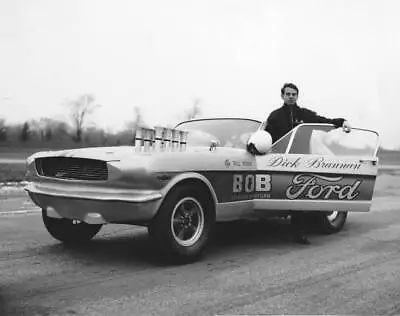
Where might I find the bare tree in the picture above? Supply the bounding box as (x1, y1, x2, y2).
(37, 117, 70, 141)
(66, 94, 100, 142)
(0, 118, 7, 141)
(28, 118, 45, 140)
(184, 98, 202, 120)
(133, 106, 144, 128)
(20, 122, 30, 142)
(123, 106, 149, 145)
(125, 106, 146, 129)
(52, 120, 70, 140)
(39, 118, 55, 141)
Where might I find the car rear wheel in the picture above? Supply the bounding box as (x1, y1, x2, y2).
(312, 211, 348, 234)
(42, 209, 102, 244)
(148, 185, 215, 262)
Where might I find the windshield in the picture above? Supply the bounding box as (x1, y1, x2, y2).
(175, 118, 261, 149)
(273, 124, 379, 157)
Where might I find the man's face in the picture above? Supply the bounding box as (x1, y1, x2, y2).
(281, 87, 298, 105)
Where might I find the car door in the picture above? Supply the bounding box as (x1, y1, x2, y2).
(254, 124, 379, 212)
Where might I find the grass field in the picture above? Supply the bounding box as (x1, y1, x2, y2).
(0, 163, 26, 183)
(1, 146, 400, 183)
(0, 147, 46, 182)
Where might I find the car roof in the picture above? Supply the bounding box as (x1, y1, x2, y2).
(176, 117, 262, 126)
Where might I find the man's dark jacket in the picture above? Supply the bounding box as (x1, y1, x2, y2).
(264, 103, 345, 143)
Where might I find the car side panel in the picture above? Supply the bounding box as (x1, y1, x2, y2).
(198, 153, 378, 215)
(200, 171, 375, 202)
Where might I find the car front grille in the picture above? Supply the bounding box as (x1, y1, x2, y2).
(35, 157, 108, 181)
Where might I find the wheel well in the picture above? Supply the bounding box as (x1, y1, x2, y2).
(170, 178, 216, 217)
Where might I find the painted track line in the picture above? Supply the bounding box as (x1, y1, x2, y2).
(0, 208, 41, 216)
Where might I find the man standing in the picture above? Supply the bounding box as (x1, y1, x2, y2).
(265, 83, 351, 143)
(264, 83, 351, 244)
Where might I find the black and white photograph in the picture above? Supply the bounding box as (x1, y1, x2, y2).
(1, 0, 400, 315)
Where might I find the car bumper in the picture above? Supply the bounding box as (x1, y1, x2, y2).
(25, 182, 164, 224)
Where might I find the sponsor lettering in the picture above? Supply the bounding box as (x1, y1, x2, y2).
(225, 160, 254, 168)
(306, 157, 361, 170)
(233, 174, 271, 193)
(267, 156, 301, 168)
(231, 192, 271, 200)
(286, 174, 361, 200)
(266, 155, 362, 171)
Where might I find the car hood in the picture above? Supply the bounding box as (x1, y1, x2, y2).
(28, 146, 150, 162)
(27, 145, 256, 172)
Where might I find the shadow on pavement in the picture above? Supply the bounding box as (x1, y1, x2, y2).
(36, 219, 299, 266)
(20, 212, 393, 269)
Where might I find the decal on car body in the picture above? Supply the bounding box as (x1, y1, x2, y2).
(224, 159, 254, 168)
(199, 171, 374, 203)
(265, 155, 362, 171)
(286, 174, 361, 200)
(232, 173, 271, 200)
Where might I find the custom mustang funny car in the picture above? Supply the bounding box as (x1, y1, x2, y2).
(25, 118, 380, 261)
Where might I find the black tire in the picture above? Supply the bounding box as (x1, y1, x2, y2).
(42, 209, 102, 244)
(311, 211, 348, 234)
(148, 185, 215, 262)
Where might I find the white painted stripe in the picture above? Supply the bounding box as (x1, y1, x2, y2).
(379, 165, 400, 170)
(253, 199, 371, 212)
(0, 208, 41, 216)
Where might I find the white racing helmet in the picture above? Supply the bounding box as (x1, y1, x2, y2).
(246, 130, 273, 155)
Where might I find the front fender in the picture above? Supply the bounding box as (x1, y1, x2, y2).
(160, 172, 219, 206)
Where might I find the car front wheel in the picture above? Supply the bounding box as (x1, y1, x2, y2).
(42, 209, 102, 244)
(148, 185, 215, 262)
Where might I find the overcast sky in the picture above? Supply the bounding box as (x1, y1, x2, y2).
(1, 0, 399, 148)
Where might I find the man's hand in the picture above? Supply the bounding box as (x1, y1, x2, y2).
(342, 120, 351, 133)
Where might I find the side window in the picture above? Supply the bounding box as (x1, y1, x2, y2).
(315, 128, 379, 157)
(289, 125, 336, 155)
(287, 124, 379, 157)
(271, 130, 293, 153)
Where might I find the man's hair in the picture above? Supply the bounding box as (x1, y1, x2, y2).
(281, 83, 299, 95)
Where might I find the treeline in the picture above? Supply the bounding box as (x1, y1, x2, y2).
(0, 117, 135, 149)
(0, 94, 203, 150)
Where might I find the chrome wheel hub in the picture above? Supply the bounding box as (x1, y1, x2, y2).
(326, 211, 339, 222)
(171, 197, 205, 247)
